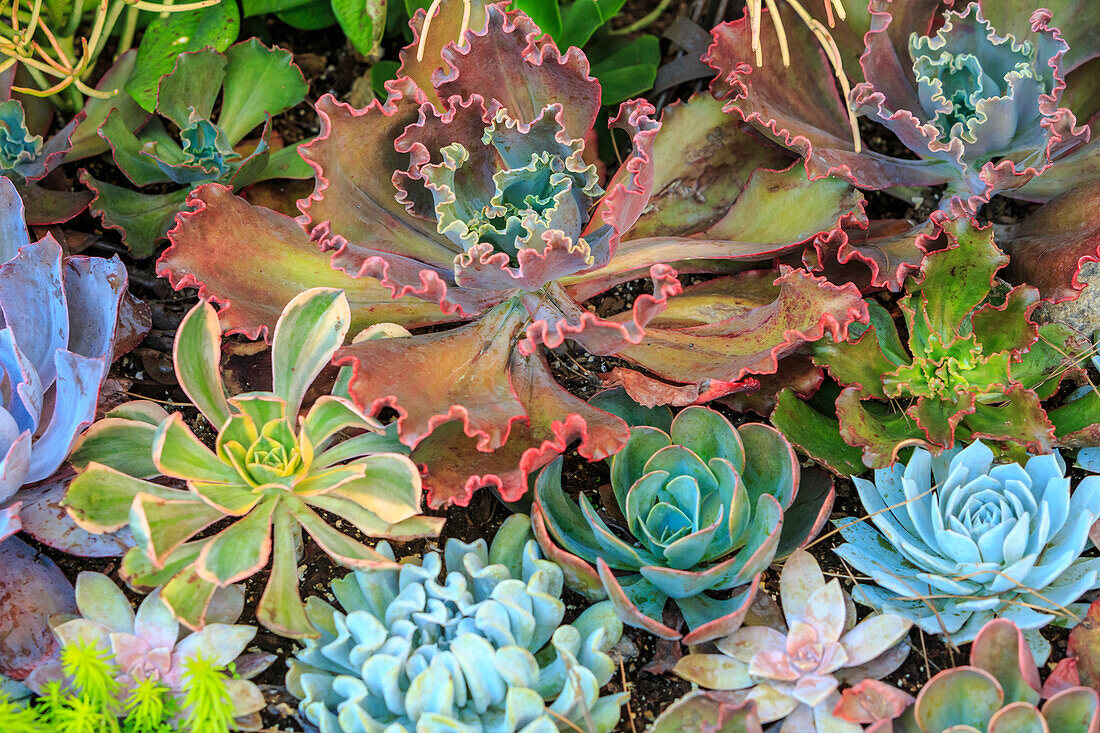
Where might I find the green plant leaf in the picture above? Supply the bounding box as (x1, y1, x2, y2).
(126, 1, 240, 112)
(333, 0, 387, 57)
(561, 0, 627, 48)
(155, 49, 227, 130)
(195, 499, 276, 586)
(242, 0, 313, 14)
(590, 35, 659, 105)
(175, 300, 233, 430)
(511, 0, 562, 40)
(771, 389, 863, 477)
(277, 2, 338, 29)
(218, 40, 308, 145)
(257, 500, 315, 637)
(63, 463, 191, 533)
(97, 110, 172, 187)
(81, 172, 191, 258)
(68, 418, 160, 479)
(272, 288, 350, 416)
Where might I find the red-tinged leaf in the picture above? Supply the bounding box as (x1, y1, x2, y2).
(158, 183, 454, 340)
(718, 356, 823, 417)
(626, 93, 793, 240)
(530, 504, 604, 601)
(612, 267, 868, 388)
(603, 366, 758, 408)
(835, 387, 935, 469)
(971, 285, 1040, 355)
(705, 4, 953, 191)
(597, 558, 681, 640)
(962, 386, 1056, 456)
(772, 388, 866, 476)
(1043, 658, 1081, 698)
(586, 98, 659, 240)
(649, 691, 764, 733)
(520, 265, 682, 357)
(834, 680, 913, 725)
(907, 393, 976, 450)
(299, 89, 456, 271)
(432, 4, 600, 141)
(1002, 177, 1100, 303)
(813, 218, 936, 293)
(916, 218, 1008, 343)
(336, 299, 528, 453)
(159, 565, 220, 631)
(814, 326, 897, 401)
(16, 181, 92, 226)
(396, 0, 492, 108)
(0, 536, 77, 680)
(410, 347, 630, 507)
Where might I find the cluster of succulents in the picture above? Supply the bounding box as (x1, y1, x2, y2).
(3, 0, 1100, 731)
(287, 514, 628, 732)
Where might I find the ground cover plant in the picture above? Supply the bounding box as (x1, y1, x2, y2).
(0, 0, 1099, 731)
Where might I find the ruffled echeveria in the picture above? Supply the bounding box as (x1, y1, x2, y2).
(834, 440, 1100, 664)
(706, 1, 1089, 215)
(25, 572, 272, 730)
(840, 619, 1100, 733)
(82, 39, 310, 257)
(286, 514, 628, 733)
(531, 391, 833, 643)
(63, 288, 444, 638)
(773, 216, 1100, 474)
(158, 0, 868, 510)
(672, 549, 912, 733)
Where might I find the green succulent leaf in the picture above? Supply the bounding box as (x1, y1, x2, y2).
(332, 0, 387, 58)
(272, 288, 350, 416)
(257, 501, 315, 638)
(771, 388, 865, 476)
(63, 463, 192, 533)
(155, 49, 227, 131)
(68, 418, 160, 479)
(126, 1, 241, 112)
(174, 299, 232, 429)
(218, 40, 309, 145)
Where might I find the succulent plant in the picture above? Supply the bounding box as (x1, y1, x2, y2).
(531, 391, 833, 643)
(287, 513, 628, 732)
(707, 1, 1088, 213)
(773, 215, 1100, 474)
(82, 39, 311, 257)
(833, 439, 1100, 664)
(672, 549, 912, 732)
(24, 572, 271, 730)
(158, 1, 867, 508)
(64, 287, 444, 638)
(840, 618, 1100, 733)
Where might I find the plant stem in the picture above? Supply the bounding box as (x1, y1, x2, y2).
(610, 0, 672, 35)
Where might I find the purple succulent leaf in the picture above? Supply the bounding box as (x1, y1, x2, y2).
(0, 536, 77, 680)
(0, 235, 69, 385)
(61, 254, 128, 361)
(24, 350, 106, 484)
(0, 177, 29, 262)
(0, 430, 31, 505)
(0, 502, 19, 542)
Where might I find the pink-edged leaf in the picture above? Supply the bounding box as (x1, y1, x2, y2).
(1043, 659, 1081, 698)
(299, 89, 457, 271)
(596, 558, 682, 640)
(410, 347, 630, 507)
(195, 499, 275, 587)
(812, 218, 937, 293)
(16, 181, 92, 226)
(970, 618, 1041, 706)
(834, 680, 913, 725)
(432, 4, 600, 141)
(649, 690, 765, 733)
(0, 536, 77, 679)
(15, 468, 133, 557)
(586, 98, 659, 241)
(1068, 596, 1100, 691)
(603, 366, 758, 408)
(981, 0, 1100, 72)
(336, 298, 527, 453)
(519, 264, 682, 356)
(531, 504, 604, 600)
(0, 502, 19, 542)
(454, 228, 608, 294)
(1002, 177, 1100, 303)
(625, 93, 793, 240)
(395, 0, 493, 108)
(612, 266, 868, 388)
(159, 183, 454, 340)
(706, 5, 953, 190)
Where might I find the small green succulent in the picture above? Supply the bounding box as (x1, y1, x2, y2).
(64, 288, 444, 638)
(287, 513, 628, 733)
(532, 389, 833, 644)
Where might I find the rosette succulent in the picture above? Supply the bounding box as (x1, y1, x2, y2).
(843, 619, 1100, 733)
(707, 0, 1089, 213)
(834, 440, 1100, 663)
(158, 0, 867, 508)
(673, 549, 912, 733)
(774, 216, 1100, 473)
(64, 288, 444, 638)
(25, 572, 271, 730)
(287, 513, 628, 732)
(83, 39, 311, 257)
(532, 392, 832, 643)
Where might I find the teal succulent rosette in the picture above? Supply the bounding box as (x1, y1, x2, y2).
(287, 514, 627, 733)
(532, 390, 832, 644)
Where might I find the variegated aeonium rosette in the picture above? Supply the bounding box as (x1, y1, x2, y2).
(63, 288, 444, 638)
(835, 440, 1100, 664)
(288, 514, 627, 732)
(706, 0, 1090, 213)
(157, 0, 868, 510)
(532, 391, 832, 643)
